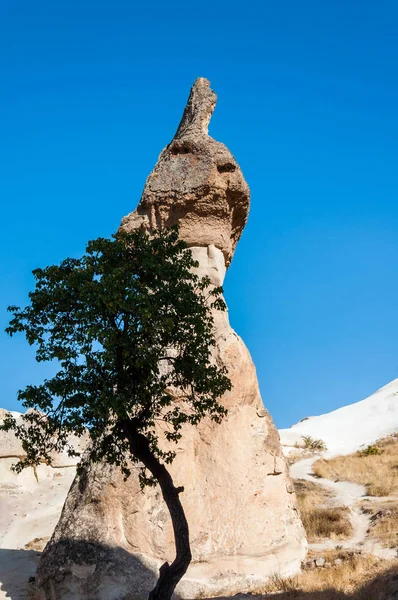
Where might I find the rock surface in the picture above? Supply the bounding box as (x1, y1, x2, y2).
(120, 77, 250, 266)
(35, 78, 307, 600)
(0, 411, 84, 469)
(0, 411, 77, 600)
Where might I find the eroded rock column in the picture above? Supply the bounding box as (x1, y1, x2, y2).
(36, 78, 307, 600)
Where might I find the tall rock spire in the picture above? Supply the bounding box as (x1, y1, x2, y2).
(36, 79, 307, 600)
(174, 77, 217, 138)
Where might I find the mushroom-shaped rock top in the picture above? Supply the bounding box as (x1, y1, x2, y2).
(121, 78, 250, 266)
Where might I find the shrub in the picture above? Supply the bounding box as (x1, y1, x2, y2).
(359, 445, 384, 457)
(301, 435, 327, 452)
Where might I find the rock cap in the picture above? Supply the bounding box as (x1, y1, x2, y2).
(121, 77, 250, 266)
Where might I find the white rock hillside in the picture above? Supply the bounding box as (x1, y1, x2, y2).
(279, 378, 398, 458)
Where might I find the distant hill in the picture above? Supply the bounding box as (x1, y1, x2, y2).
(279, 379, 398, 457)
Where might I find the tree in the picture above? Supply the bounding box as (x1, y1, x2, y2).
(2, 226, 231, 600)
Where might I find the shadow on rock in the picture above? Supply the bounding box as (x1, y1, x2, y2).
(35, 538, 169, 600)
(0, 540, 169, 600)
(2, 541, 397, 600)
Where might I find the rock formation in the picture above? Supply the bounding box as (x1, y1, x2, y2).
(120, 78, 249, 266)
(35, 78, 307, 600)
(0, 411, 77, 600)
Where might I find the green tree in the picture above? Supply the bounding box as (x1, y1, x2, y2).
(2, 226, 231, 600)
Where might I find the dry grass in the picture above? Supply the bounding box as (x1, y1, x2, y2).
(294, 479, 352, 541)
(24, 536, 49, 551)
(303, 507, 352, 541)
(258, 552, 398, 599)
(313, 435, 398, 496)
(360, 499, 398, 548)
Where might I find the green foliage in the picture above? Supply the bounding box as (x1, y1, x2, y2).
(359, 445, 384, 457)
(2, 226, 231, 486)
(301, 435, 327, 452)
(301, 435, 314, 448)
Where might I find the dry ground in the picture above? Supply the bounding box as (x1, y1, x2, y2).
(313, 435, 398, 496)
(286, 450, 315, 466)
(279, 437, 398, 598)
(294, 479, 352, 542)
(257, 552, 398, 599)
(360, 498, 398, 549)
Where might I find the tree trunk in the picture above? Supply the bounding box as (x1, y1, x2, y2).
(121, 420, 192, 600)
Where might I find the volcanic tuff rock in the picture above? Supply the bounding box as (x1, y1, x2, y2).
(279, 378, 398, 458)
(35, 78, 307, 600)
(0, 411, 77, 600)
(120, 77, 250, 265)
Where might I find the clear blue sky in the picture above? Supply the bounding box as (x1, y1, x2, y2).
(1, 1, 398, 428)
